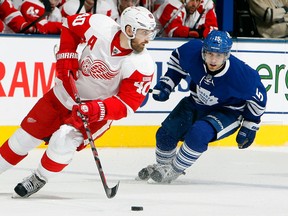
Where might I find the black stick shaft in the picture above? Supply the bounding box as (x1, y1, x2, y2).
(69, 71, 119, 198)
(20, 0, 52, 33)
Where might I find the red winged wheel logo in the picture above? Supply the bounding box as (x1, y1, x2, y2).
(81, 56, 119, 80)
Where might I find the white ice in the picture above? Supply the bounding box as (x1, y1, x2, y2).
(1, 147, 288, 216)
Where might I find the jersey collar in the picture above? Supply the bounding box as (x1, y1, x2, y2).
(204, 60, 230, 77)
(111, 31, 133, 56)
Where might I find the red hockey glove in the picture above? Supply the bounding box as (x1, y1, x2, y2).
(21, 22, 38, 34)
(56, 51, 79, 81)
(70, 100, 106, 128)
(188, 30, 200, 38)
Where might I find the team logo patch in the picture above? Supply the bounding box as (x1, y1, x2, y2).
(81, 57, 118, 80)
(80, 105, 89, 113)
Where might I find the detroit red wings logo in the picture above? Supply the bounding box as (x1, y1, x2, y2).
(81, 56, 119, 80)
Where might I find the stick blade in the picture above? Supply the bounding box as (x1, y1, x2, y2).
(105, 181, 120, 199)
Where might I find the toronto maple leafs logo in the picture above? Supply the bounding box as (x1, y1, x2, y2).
(81, 56, 118, 80)
(196, 86, 218, 106)
(215, 36, 222, 44)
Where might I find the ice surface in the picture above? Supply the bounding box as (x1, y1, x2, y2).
(1, 147, 288, 216)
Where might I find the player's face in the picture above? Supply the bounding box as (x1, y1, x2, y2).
(186, 0, 201, 15)
(204, 52, 226, 71)
(50, 0, 60, 9)
(131, 29, 155, 52)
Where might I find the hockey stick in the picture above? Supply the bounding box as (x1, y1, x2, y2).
(93, 0, 97, 14)
(157, 0, 212, 37)
(190, 0, 212, 30)
(148, 89, 160, 94)
(76, 0, 85, 14)
(69, 72, 120, 199)
(20, 0, 52, 33)
(157, 3, 186, 37)
(190, 9, 205, 30)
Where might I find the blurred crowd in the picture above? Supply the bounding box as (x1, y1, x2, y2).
(0, 0, 218, 38)
(247, 0, 288, 38)
(0, 0, 287, 38)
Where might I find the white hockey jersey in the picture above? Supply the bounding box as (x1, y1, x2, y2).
(54, 13, 155, 119)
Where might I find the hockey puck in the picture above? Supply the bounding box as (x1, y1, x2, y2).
(131, 206, 143, 211)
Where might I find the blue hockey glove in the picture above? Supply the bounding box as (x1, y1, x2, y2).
(152, 76, 174, 101)
(236, 120, 260, 149)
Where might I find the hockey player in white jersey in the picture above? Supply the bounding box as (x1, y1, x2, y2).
(0, 6, 156, 197)
(138, 30, 267, 183)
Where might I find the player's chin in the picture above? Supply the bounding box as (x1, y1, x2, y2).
(207, 64, 218, 71)
(132, 44, 145, 53)
(188, 8, 197, 14)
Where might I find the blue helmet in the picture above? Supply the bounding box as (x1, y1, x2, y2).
(202, 30, 232, 57)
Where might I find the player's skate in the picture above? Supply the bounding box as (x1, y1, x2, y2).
(149, 164, 184, 183)
(136, 164, 161, 180)
(13, 172, 46, 198)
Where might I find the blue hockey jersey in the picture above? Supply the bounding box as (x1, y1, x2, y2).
(165, 39, 267, 123)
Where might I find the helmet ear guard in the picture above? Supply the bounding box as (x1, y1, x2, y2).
(202, 30, 233, 62)
(120, 6, 156, 40)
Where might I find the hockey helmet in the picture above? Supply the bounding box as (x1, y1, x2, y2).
(120, 6, 156, 40)
(202, 30, 232, 60)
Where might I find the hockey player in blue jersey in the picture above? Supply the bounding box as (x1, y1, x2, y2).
(137, 30, 267, 183)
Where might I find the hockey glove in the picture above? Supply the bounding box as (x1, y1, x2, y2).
(152, 76, 174, 102)
(71, 100, 106, 128)
(21, 22, 38, 33)
(236, 120, 260, 149)
(188, 30, 200, 38)
(56, 51, 79, 81)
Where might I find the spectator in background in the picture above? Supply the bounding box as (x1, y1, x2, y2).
(60, 0, 85, 17)
(154, 0, 218, 38)
(60, 0, 139, 23)
(111, 0, 140, 24)
(140, 0, 158, 12)
(19, 0, 63, 34)
(82, 0, 114, 16)
(248, 0, 288, 38)
(59, 0, 115, 19)
(0, 0, 36, 33)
